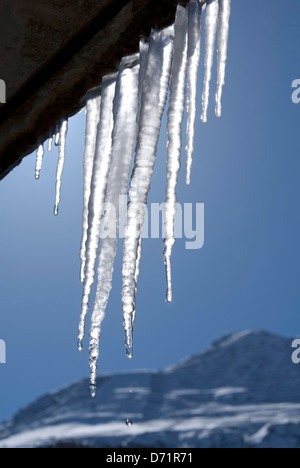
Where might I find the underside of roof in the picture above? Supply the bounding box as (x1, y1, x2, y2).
(0, 0, 192, 180)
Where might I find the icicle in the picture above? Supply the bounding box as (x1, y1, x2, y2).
(137, 40, 149, 126)
(201, 0, 219, 123)
(127, 40, 149, 328)
(133, 236, 142, 325)
(55, 124, 61, 146)
(215, 0, 231, 117)
(122, 27, 174, 359)
(163, 6, 188, 304)
(89, 55, 139, 395)
(54, 119, 68, 216)
(77, 74, 116, 351)
(48, 136, 53, 153)
(186, 1, 203, 185)
(79, 90, 101, 283)
(35, 143, 44, 180)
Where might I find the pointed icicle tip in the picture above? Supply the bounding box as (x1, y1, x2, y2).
(165, 256, 173, 303)
(126, 342, 133, 360)
(125, 334, 133, 360)
(77, 338, 84, 352)
(166, 290, 173, 304)
(90, 383, 97, 399)
(80, 264, 85, 284)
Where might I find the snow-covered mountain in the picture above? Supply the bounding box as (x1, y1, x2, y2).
(1, 330, 300, 448)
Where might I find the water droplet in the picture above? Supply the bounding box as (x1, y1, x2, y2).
(126, 419, 133, 427)
(77, 338, 83, 352)
(54, 206, 59, 216)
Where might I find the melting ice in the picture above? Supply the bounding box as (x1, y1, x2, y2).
(54, 119, 68, 216)
(35, 0, 231, 393)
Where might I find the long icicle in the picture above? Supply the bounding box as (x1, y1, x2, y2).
(122, 27, 174, 359)
(163, 5, 188, 304)
(215, 0, 231, 117)
(54, 119, 68, 216)
(186, 1, 203, 185)
(35, 143, 44, 180)
(130, 39, 150, 325)
(77, 74, 116, 351)
(89, 55, 139, 398)
(201, 0, 219, 123)
(79, 90, 101, 283)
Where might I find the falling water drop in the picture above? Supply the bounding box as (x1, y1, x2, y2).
(126, 419, 133, 427)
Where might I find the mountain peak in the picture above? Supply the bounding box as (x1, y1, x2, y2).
(1, 330, 299, 448)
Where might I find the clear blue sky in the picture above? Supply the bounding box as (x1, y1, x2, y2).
(0, 0, 300, 422)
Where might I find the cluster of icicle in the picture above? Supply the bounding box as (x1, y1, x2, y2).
(36, 0, 231, 397)
(35, 120, 69, 216)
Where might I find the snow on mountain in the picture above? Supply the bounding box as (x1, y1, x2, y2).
(1, 330, 300, 448)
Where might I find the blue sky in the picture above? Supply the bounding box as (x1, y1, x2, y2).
(0, 0, 300, 422)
